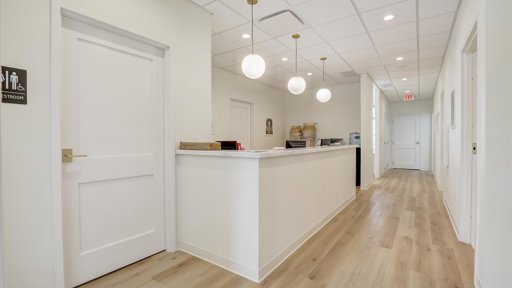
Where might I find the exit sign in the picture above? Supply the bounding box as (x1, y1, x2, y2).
(404, 94, 414, 101)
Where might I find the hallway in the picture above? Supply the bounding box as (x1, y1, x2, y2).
(82, 170, 474, 288)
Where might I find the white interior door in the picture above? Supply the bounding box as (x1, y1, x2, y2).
(61, 16, 165, 287)
(230, 99, 252, 149)
(393, 115, 420, 169)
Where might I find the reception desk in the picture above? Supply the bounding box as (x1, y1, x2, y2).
(175, 146, 357, 282)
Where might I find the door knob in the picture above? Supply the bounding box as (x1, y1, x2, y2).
(62, 148, 87, 163)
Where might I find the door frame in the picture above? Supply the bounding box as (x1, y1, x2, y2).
(459, 24, 479, 245)
(50, 4, 175, 287)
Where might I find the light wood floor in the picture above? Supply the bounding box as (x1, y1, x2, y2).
(81, 169, 474, 288)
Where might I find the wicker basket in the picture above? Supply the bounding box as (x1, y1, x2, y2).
(179, 142, 221, 151)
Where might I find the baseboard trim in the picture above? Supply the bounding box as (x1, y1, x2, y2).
(177, 241, 259, 283)
(443, 198, 460, 240)
(433, 174, 442, 192)
(476, 277, 484, 288)
(258, 194, 357, 282)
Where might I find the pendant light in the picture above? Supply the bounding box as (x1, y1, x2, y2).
(316, 57, 332, 103)
(287, 34, 306, 95)
(241, 0, 266, 79)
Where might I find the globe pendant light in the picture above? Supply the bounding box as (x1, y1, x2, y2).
(287, 34, 306, 95)
(316, 57, 332, 103)
(241, 0, 265, 79)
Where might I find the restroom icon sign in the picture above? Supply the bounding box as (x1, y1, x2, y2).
(1, 66, 27, 105)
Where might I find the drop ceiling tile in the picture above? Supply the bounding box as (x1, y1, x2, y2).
(375, 38, 417, 56)
(266, 52, 304, 67)
(294, 0, 355, 26)
(252, 39, 290, 57)
(419, 45, 445, 59)
(339, 47, 379, 62)
(212, 55, 236, 68)
(279, 60, 318, 74)
(419, 32, 450, 49)
(205, 1, 248, 33)
(298, 43, 336, 60)
(386, 60, 418, 72)
(220, 0, 290, 20)
(222, 64, 243, 75)
(361, 0, 416, 31)
(420, 56, 443, 67)
(256, 10, 307, 37)
(212, 34, 241, 55)
(419, 64, 441, 74)
(217, 46, 252, 63)
(330, 34, 373, 54)
(420, 72, 439, 80)
(389, 68, 418, 79)
(314, 15, 366, 41)
(371, 22, 417, 45)
(276, 28, 324, 50)
(329, 72, 360, 84)
(381, 50, 418, 64)
(191, 0, 214, 6)
(419, 12, 454, 36)
(351, 60, 383, 74)
(353, 0, 406, 13)
(310, 55, 352, 74)
(286, 0, 310, 5)
(419, 0, 459, 19)
(217, 23, 272, 46)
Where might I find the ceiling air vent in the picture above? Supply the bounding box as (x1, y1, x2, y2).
(340, 70, 359, 78)
(258, 10, 305, 37)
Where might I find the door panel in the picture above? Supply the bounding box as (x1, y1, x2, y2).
(230, 99, 252, 149)
(61, 16, 165, 287)
(393, 115, 420, 169)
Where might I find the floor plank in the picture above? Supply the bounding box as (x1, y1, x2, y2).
(80, 170, 474, 288)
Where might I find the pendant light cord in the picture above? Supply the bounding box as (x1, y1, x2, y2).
(322, 60, 325, 81)
(295, 38, 298, 74)
(251, 4, 254, 54)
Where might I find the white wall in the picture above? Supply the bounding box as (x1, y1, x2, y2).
(285, 82, 360, 142)
(390, 99, 433, 115)
(432, 0, 480, 236)
(212, 68, 287, 149)
(1, 1, 54, 287)
(432, 0, 512, 286)
(0, 0, 212, 287)
(477, 0, 512, 286)
(359, 74, 374, 190)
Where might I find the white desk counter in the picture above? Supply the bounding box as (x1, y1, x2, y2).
(176, 145, 356, 282)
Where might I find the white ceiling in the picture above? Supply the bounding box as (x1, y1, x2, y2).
(191, 0, 460, 102)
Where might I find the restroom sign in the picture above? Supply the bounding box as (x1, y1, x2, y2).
(1, 66, 27, 105)
(404, 94, 414, 101)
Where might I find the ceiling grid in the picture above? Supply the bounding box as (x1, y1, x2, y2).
(193, 0, 461, 102)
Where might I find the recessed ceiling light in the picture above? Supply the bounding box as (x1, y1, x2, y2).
(402, 77, 408, 81)
(307, 72, 313, 76)
(241, 33, 251, 39)
(405, 90, 410, 93)
(396, 56, 404, 61)
(383, 14, 395, 21)
(281, 57, 288, 61)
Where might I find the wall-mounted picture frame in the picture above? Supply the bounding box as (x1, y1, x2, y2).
(450, 90, 456, 129)
(265, 118, 273, 135)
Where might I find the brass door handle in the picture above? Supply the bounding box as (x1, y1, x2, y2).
(62, 148, 87, 163)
